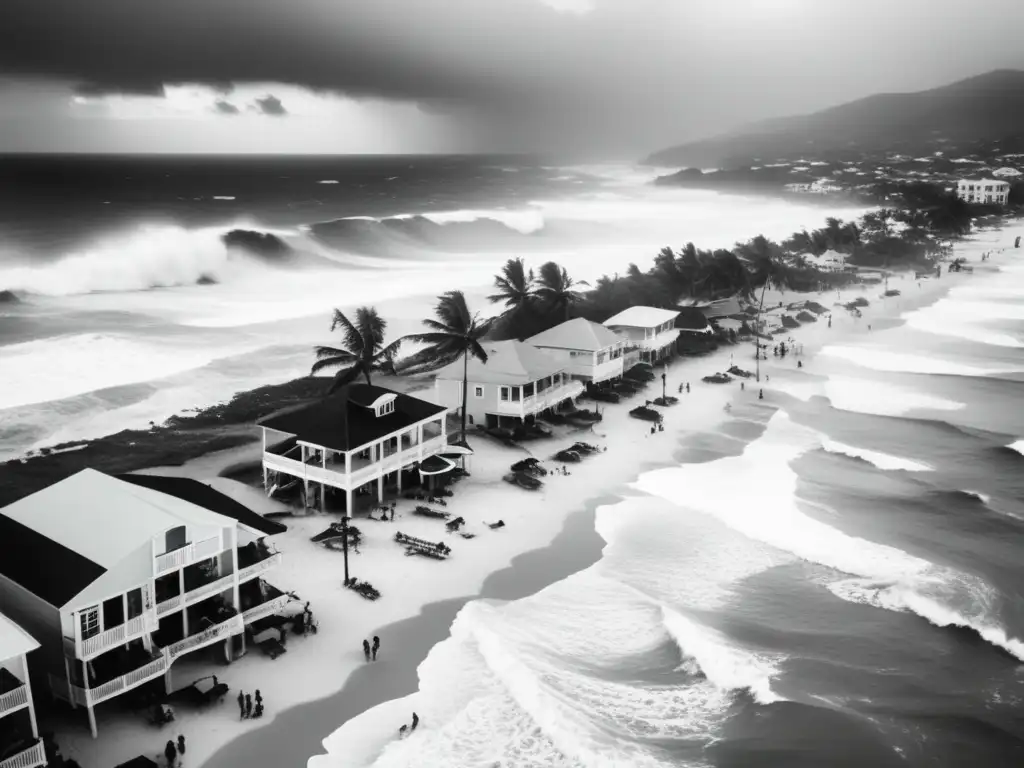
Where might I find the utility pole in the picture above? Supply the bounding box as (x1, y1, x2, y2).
(661, 372, 667, 401)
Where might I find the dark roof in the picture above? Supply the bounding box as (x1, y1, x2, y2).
(0, 513, 105, 607)
(116, 758, 160, 768)
(257, 384, 447, 453)
(675, 307, 711, 330)
(116, 475, 286, 536)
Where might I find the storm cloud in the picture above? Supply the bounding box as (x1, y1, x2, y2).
(254, 94, 287, 116)
(213, 98, 240, 115)
(1, 0, 1023, 154)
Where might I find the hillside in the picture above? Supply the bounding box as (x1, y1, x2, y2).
(645, 70, 1024, 168)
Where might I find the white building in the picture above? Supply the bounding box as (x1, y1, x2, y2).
(0, 613, 46, 768)
(802, 249, 847, 272)
(260, 384, 452, 513)
(0, 471, 288, 737)
(526, 318, 628, 385)
(433, 340, 584, 429)
(602, 306, 681, 364)
(956, 178, 1010, 205)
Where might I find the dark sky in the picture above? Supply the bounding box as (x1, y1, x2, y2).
(0, 0, 1021, 156)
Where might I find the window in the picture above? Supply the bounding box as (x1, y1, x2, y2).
(474, 386, 484, 398)
(165, 525, 186, 554)
(376, 400, 395, 417)
(500, 386, 510, 402)
(80, 607, 100, 640)
(511, 387, 521, 402)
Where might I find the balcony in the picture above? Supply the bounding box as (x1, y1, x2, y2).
(0, 670, 28, 719)
(589, 357, 625, 384)
(0, 739, 46, 768)
(495, 380, 585, 417)
(155, 535, 222, 577)
(264, 435, 448, 490)
(237, 550, 282, 584)
(76, 649, 168, 708)
(164, 613, 244, 662)
(79, 612, 156, 662)
(242, 593, 292, 626)
(636, 328, 680, 352)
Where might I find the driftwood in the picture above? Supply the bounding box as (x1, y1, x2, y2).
(413, 505, 450, 520)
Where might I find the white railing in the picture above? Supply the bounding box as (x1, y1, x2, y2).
(156, 594, 183, 618)
(242, 594, 292, 625)
(184, 574, 235, 607)
(84, 655, 168, 707)
(278, 434, 449, 490)
(637, 328, 680, 352)
(237, 552, 282, 584)
(589, 357, 625, 383)
(80, 612, 152, 660)
(0, 684, 28, 718)
(155, 535, 222, 576)
(165, 614, 244, 662)
(0, 739, 46, 768)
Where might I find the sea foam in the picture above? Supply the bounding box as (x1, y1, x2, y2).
(821, 439, 933, 472)
(820, 345, 1016, 377)
(823, 377, 965, 416)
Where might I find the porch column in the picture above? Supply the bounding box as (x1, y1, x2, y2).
(301, 444, 309, 504)
(179, 569, 188, 637)
(321, 450, 328, 513)
(262, 429, 268, 491)
(377, 473, 384, 502)
(81, 660, 97, 738)
(345, 488, 353, 518)
(21, 655, 38, 737)
(63, 656, 75, 710)
(87, 704, 97, 739)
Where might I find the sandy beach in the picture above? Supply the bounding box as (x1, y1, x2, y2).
(40, 224, 1001, 768)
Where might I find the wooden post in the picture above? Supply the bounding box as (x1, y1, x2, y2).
(342, 514, 350, 585)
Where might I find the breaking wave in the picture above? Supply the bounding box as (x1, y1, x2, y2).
(821, 438, 933, 472)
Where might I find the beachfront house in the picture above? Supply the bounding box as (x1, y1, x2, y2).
(602, 306, 681, 364)
(433, 340, 584, 429)
(0, 471, 287, 738)
(956, 178, 1010, 205)
(259, 384, 451, 513)
(526, 318, 628, 385)
(0, 613, 46, 768)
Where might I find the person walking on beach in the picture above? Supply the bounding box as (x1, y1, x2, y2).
(363, 639, 371, 662)
(164, 740, 177, 768)
(237, 691, 245, 719)
(740, 382, 744, 391)
(245, 693, 253, 719)
(255, 690, 263, 710)
(686, 383, 690, 393)
(177, 735, 186, 757)
(372, 635, 380, 661)
(411, 712, 420, 731)
(398, 724, 408, 738)
(759, 389, 764, 400)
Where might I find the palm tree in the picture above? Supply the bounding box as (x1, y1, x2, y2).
(311, 307, 403, 393)
(400, 291, 490, 444)
(488, 257, 536, 312)
(735, 236, 793, 381)
(535, 261, 589, 321)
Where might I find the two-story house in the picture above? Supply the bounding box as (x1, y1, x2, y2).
(956, 178, 1010, 205)
(259, 384, 450, 514)
(0, 613, 46, 768)
(602, 306, 681, 364)
(526, 318, 628, 385)
(0, 471, 287, 738)
(433, 340, 584, 429)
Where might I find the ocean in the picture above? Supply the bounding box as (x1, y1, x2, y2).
(0, 154, 863, 459)
(315, 236, 1024, 766)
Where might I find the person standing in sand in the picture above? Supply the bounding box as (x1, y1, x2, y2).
(245, 693, 253, 719)
(411, 712, 420, 731)
(177, 735, 186, 757)
(237, 691, 245, 719)
(372, 635, 380, 661)
(363, 639, 371, 662)
(164, 740, 177, 768)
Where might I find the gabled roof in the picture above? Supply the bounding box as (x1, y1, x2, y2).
(0, 611, 40, 661)
(117, 475, 287, 536)
(0, 512, 105, 608)
(527, 318, 625, 353)
(259, 384, 447, 453)
(434, 340, 565, 385)
(0, 469, 232, 571)
(602, 306, 680, 329)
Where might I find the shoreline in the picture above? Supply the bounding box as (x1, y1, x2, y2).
(31, 226, 1015, 768)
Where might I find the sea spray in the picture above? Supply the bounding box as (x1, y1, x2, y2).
(821, 439, 934, 472)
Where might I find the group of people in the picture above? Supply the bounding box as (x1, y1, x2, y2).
(553, 465, 572, 475)
(677, 382, 691, 394)
(236, 689, 265, 720)
(398, 712, 420, 738)
(163, 735, 186, 767)
(362, 634, 381, 662)
(648, 422, 665, 435)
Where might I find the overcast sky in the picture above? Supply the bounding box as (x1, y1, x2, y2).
(0, 0, 1021, 157)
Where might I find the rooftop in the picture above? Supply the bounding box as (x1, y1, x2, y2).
(0, 611, 40, 661)
(434, 340, 565, 385)
(527, 317, 625, 352)
(259, 384, 447, 453)
(602, 306, 681, 329)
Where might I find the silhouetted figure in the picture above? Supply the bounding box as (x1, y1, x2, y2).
(686, 383, 690, 393)
(797, 361, 802, 368)
(363, 639, 371, 661)
(164, 740, 177, 768)
(245, 693, 253, 719)
(740, 382, 745, 390)
(399, 725, 408, 738)
(828, 316, 832, 328)
(237, 691, 245, 719)
(372, 635, 380, 661)
(411, 712, 420, 731)
(177, 735, 186, 756)
(255, 690, 263, 707)
(759, 389, 764, 400)
(650, 425, 656, 435)
(254, 702, 264, 718)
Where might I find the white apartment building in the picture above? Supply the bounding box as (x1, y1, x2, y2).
(526, 318, 628, 385)
(602, 306, 681, 364)
(956, 178, 1010, 205)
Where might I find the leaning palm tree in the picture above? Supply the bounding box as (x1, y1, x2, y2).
(735, 236, 794, 381)
(488, 257, 536, 312)
(400, 291, 490, 444)
(311, 306, 403, 393)
(535, 261, 589, 321)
